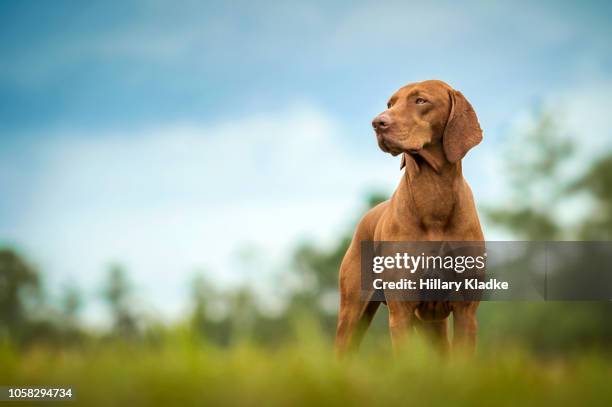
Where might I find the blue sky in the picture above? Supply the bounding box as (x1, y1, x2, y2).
(1, 1, 611, 323)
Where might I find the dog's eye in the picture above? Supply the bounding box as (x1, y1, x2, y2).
(415, 98, 427, 105)
(387, 102, 391, 108)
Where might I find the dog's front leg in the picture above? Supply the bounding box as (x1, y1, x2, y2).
(387, 300, 418, 353)
(452, 301, 479, 354)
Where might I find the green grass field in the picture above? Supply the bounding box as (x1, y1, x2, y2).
(2, 329, 611, 407)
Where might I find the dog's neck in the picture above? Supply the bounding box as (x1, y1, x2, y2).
(394, 143, 464, 233)
(403, 143, 460, 179)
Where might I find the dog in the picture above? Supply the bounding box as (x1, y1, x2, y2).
(335, 80, 484, 356)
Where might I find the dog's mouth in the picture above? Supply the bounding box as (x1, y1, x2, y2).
(377, 134, 441, 173)
(377, 135, 402, 156)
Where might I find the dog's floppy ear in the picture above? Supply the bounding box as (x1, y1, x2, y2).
(443, 90, 483, 163)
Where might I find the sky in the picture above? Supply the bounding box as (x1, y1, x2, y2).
(1, 0, 612, 323)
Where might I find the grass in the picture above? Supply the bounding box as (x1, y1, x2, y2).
(1, 328, 611, 407)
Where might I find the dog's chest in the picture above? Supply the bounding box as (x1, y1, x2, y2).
(380, 176, 477, 241)
(404, 182, 458, 237)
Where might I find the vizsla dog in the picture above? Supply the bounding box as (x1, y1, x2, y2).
(335, 80, 484, 356)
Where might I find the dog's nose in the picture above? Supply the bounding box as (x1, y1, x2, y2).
(372, 114, 391, 130)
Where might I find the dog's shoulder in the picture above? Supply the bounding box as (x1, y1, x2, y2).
(362, 200, 389, 223)
(353, 200, 390, 240)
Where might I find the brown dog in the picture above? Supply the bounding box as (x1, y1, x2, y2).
(335, 80, 484, 356)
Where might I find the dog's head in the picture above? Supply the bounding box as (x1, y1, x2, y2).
(372, 80, 482, 167)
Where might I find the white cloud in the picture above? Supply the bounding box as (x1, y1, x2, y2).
(11, 104, 399, 322)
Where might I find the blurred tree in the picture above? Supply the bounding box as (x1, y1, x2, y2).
(482, 109, 612, 351)
(288, 191, 389, 335)
(61, 283, 83, 320)
(224, 286, 257, 345)
(0, 249, 41, 339)
(101, 264, 138, 338)
(485, 110, 573, 240)
(292, 191, 387, 301)
(573, 156, 612, 239)
(190, 273, 209, 336)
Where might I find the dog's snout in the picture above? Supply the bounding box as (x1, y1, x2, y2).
(372, 114, 391, 130)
